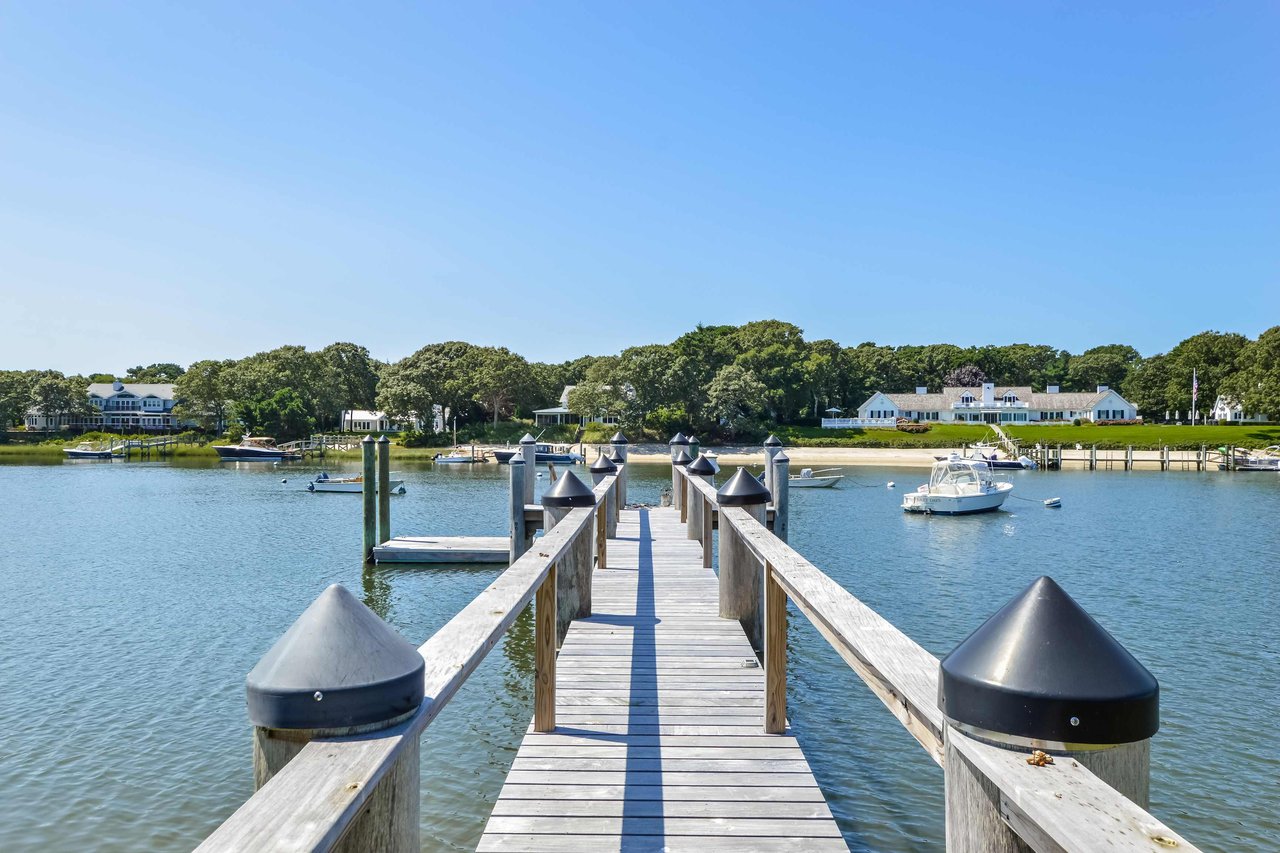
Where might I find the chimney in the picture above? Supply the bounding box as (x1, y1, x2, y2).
(915, 386, 928, 395)
(1097, 385, 1109, 393)
(1047, 385, 1059, 394)
(981, 382, 995, 405)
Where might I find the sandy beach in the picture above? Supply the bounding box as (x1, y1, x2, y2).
(596, 443, 952, 468)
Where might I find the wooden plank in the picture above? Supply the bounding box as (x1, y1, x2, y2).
(949, 729, 1201, 853)
(534, 562, 556, 732)
(480, 506, 845, 852)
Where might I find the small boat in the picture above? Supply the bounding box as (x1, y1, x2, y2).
(1217, 446, 1280, 471)
(63, 442, 119, 459)
(433, 448, 483, 464)
(789, 467, 842, 488)
(535, 443, 583, 464)
(902, 454, 1014, 515)
(308, 472, 406, 494)
(491, 449, 518, 464)
(213, 437, 301, 461)
(938, 443, 1036, 470)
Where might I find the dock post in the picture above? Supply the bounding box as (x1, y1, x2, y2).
(520, 433, 537, 505)
(609, 431, 629, 508)
(377, 435, 391, 545)
(1090, 444, 1097, 471)
(686, 455, 715, 541)
(361, 435, 376, 561)
(717, 468, 771, 652)
(509, 457, 528, 563)
(1228, 445, 1236, 471)
(688, 434, 700, 459)
(589, 452, 618, 539)
(763, 434, 783, 496)
(541, 472, 596, 643)
(669, 433, 690, 511)
(534, 562, 557, 732)
(772, 451, 790, 544)
(764, 560, 786, 734)
(1199, 444, 1206, 471)
(672, 449, 692, 519)
(939, 576, 1158, 850)
(1126, 445, 1133, 470)
(246, 584, 424, 852)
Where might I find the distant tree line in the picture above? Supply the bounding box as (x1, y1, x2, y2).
(2, 324, 1277, 440)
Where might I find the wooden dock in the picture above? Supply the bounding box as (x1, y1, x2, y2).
(478, 508, 843, 851)
(372, 535, 510, 563)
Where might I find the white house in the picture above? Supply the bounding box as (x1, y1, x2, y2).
(25, 380, 187, 432)
(534, 386, 621, 427)
(1209, 395, 1267, 423)
(340, 406, 440, 433)
(845, 383, 1139, 427)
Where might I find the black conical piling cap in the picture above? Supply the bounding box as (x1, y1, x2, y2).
(688, 455, 716, 476)
(717, 467, 771, 506)
(520, 433, 536, 445)
(609, 431, 629, 446)
(939, 576, 1159, 745)
(672, 449, 693, 467)
(246, 584, 425, 730)
(607, 448, 625, 464)
(541, 470, 596, 507)
(763, 434, 783, 447)
(589, 452, 618, 473)
(669, 432, 690, 446)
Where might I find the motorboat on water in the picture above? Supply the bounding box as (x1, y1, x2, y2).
(308, 472, 406, 493)
(536, 443, 584, 464)
(491, 449, 518, 464)
(1217, 446, 1280, 471)
(63, 442, 120, 460)
(213, 437, 301, 461)
(433, 448, 483, 464)
(902, 454, 1014, 515)
(938, 442, 1036, 470)
(790, 467, 842, 488)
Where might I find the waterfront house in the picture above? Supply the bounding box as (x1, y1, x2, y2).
(1210, 395, 1267, 423)
(340, 406, 440, 433)
(838, 383, 1139, 427)
(25, 380, 188, 432)
(534, 385, 621, 427)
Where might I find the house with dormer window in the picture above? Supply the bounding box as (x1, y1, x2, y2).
(25, 380, 189, 432)
(843, 383, 1139, 427)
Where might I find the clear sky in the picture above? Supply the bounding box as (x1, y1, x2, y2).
(1, 3, 1275, 374)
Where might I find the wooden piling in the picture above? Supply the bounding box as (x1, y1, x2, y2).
(377, 435, 391, 545)
(763, 435, 782, 496)
(520, 434, 536, 505)
(509, 458, 528, 564)
(609, 432, 629, 508)
(763, 560, 786, 734)
(1126, 445, 1133, 470)
(772, 452, 790, 544)
(361, 435, 376, 561)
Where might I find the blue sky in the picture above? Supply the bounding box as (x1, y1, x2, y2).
(1, 3, 1275, 373)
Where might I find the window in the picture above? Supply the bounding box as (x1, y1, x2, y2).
(960, 393, 974, 404)
(1003, 392, 1018, 403)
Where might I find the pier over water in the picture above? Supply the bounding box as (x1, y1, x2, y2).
(199, 438, 1201, 852)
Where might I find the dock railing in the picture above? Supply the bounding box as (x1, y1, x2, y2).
(198, 470, 618, 853)
(676, 455, 1199, 852)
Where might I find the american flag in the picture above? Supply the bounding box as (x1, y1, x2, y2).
(1192, 369, 1198, 405)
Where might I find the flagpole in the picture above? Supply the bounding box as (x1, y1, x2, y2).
(1191, 368, 1197, 426)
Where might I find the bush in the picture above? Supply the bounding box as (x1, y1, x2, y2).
(1096, 419, 1143, 426)
(896, 423, 931, 434)
(1072, 418, 1081, 426)
(580, 422, 617, 444)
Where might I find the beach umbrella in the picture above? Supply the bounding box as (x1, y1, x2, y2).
(824, 406, 843, 414)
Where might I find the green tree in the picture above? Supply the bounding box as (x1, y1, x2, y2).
(731, 320, 808, 421)
(1164, 331, 1248, 418)
(29, 372, 90, 429)
(470, 346, 534, 425)
(706, 365, 767, 438)
(1222, 326, 1280, 419)
(239, 388, 315, 439)
(801, 339, 847, 418)
(320, 342, 381, 422)
(1065, 345, 1140, 392)
(0, 370, 38, 427)
(1122, 354, 1172, 419)
(126, 363, 185, 382)
(173, 359, 233, 431)
(943, 364, 987, 387)
(376, 341, 482, 426)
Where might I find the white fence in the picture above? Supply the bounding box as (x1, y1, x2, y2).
(820, 417, 897, 429)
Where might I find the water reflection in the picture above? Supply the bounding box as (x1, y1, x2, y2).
(361, 563, 393, 621)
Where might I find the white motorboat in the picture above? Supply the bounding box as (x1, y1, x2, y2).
(902, 454, 1013, 515)
(63, 442, 120, 460)
(789, 467, 842, 488)
(213, 437, 301, 461)
(308, 472, 406, 494)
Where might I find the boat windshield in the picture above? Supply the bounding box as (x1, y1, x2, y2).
(930, 461, 992, 489)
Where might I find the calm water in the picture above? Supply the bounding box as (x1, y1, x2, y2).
(0, 457, 1276, 851)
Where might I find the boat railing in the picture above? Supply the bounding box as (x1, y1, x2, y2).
(676, 460, 1199, 851)
(196, 473, 619, 852)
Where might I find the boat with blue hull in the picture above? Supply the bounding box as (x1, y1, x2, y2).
(212, 437, 301, 461)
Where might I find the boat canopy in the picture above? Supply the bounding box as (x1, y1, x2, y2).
(929, 457, 994, 489)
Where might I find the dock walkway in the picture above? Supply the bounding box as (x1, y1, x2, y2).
(478, 507, 845, 852)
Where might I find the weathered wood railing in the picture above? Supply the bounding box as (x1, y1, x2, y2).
(676, 455, 1199, 852)
(198, 471, 618, 852)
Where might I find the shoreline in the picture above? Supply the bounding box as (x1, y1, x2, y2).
(611, 444, 951, 468)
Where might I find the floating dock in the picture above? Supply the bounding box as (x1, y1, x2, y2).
(372, 535, 511, 563)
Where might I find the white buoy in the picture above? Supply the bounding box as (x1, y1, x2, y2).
(887, 481, 896, 489)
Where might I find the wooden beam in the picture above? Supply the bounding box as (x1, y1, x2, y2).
(534, 563, 557, 733)
(764, 561, 786, 734)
